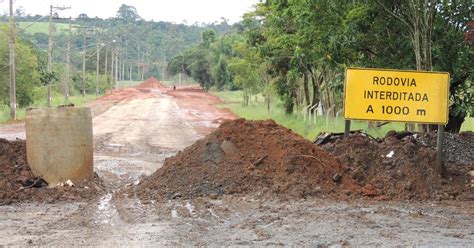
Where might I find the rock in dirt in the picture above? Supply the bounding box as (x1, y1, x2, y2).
(131, 119, 358, 201)
(0, 138, 105, 205)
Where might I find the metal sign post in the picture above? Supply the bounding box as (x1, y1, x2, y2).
(344, 120, 351, 138)
(436, 125, 447, 177)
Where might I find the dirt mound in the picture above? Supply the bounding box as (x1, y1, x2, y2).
(421, 131, 474, 165)
(320, 132, 473, 201)
(95, 88, 156, 102)
(132, 119, 357, 201)
(137, 77, 166, 89)
(0, 139, 105, 205)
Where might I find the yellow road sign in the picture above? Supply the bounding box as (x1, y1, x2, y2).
(344, 68, 449, 124)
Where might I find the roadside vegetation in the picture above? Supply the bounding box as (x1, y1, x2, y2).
(214, 90, 473, 140)
(0, 94, 97, 123)
(0, 4, 234, 123)
(168, 1, 473, 134)
(213, 90, 406, 139)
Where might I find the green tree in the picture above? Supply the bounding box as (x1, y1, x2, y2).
(212, 56, 230, 90)
(116, 4, 142, 23)
(0, 25, 40, 107)
(432, 1, 474, 132)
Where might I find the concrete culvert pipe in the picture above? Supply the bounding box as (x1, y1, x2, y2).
(25, 107, 93, 187)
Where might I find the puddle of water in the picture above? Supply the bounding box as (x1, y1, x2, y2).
(185, 202, 194, 215)
(107, 143, 125, 147)
(171, 209, 178, 218)
(0, 133, 26, 140)
(195, 120, 219, 129)
(98, 194, 112, 211)
(95, 193, 119, 225)
(94, 158, 151, 184)
(207, 208, 220, 219)
(95, 160, 129, 177)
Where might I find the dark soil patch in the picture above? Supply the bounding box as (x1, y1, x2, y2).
(319, 131, 473, 201)
(131, 119, 358, 201)
(0, 139, 105, 205)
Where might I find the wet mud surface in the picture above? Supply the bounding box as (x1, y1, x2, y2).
(1, 196, 472, 246)
(0, 81, 473, 246)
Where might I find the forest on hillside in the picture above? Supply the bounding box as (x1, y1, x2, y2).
(0, 4, 233, 107)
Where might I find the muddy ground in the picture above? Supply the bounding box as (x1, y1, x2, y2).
(0, 81, 473, 246)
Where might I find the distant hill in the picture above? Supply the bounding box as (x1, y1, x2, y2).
(17, 22, 75, 35)
(1, 14, 237, 80)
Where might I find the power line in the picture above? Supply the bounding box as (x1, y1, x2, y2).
(9, 0, 17, 119)
(47, 5, 71, 106)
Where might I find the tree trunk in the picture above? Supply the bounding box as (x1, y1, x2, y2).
(325, 84, 332, 116)
(310, 69, 321, 114)
(303, 73, 310, 106)
(266, 93, 271, 112)
(285, 90, 296, 114)
(377, 0, 437, 133)
(445, 110, 466, 133)
(104, 46, 108, 80)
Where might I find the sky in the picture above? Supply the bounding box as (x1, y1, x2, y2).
(2, 0, 260, 24)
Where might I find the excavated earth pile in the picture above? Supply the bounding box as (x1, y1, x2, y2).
(137, 77, 167, 89)
(0, 138, 105, 205)
(320, 131, 473, 201)
(132, 119, 358, 201)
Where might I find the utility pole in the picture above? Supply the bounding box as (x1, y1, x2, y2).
(65, 17, 71, 102)
(104, 45, 108, 82)
(110, 49, 114, 87)
(115, 49, 119, 88)
(82, 30, 86, 97)
(141, 54, 145, 81)
(48, 5, 71, 106)
(48, 5, 53, 106)
(110, 40, 116, 87)
(136, 43, 140, 82)
(76, 26, 96, 97)
(96, 40, 100, 96)
(9, 0, 16, 119)
(121, 50, 125, 82)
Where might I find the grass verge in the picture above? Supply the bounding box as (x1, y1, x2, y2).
(213, 90, 473, 140)
(0, 93, 97, 124)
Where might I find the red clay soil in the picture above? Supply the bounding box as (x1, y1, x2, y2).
(166, 86, 237, 135)
(0, 139, 105, 205)
(97, 77, 165, 102)
(320, 132, 473, 201)
(137, 77, 167, 89)
(97, 77, 166, 102)
(97, 88, 157, 102)
(131, 119, 358, 201)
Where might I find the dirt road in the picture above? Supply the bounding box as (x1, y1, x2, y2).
(0, 84, 473, 246)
